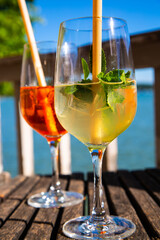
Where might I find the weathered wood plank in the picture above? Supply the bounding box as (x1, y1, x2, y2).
(133, 170, 160, 205)
(56, 173, 85, 240)
(24, 178, 69, 240)
(24, 223, 53, 240)
(147, 168, 160, 183)
(8, 176, 40, 200)
(103, 171, 149, 240)
(0, 177, 51, 240)
(26, 177, 51, 198)
(0, 175, 26, 201)
(33, 178, 68, 223)
(0, 172, 159, 240)
(119, 170, 160, 238)
(0, 220, 25, 240)
(0, 199, 20, 227)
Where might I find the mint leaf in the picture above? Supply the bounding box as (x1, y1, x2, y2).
(120, 71, 126, 83)
(81, 58, 90, 80)
(101, 49, 106, 73)
(60, 85, 77, 95)
(100, 83, 125, 110)
(79, 79, 92, 84)
(97, 72, 105, 80)
(97, 69, 129, 108)
(105, 69, 126, 83)
(98, 69, 127, 83)
(61, 79, 93, 103)
(108, 91, 125, 105)
(74, 85, 93, 103)
(125, 71, 131, 78)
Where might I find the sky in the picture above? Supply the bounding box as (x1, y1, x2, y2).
(33, 0, 160, 84)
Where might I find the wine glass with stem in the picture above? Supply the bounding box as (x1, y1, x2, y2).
(55, 17, 137, 239)
(20, 41, 84, 208)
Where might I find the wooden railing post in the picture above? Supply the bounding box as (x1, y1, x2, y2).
(14, 81, 23, 174)
(59, 133, 71, 174)
(19, 111, 34, 176)
(154, 67, 160, 168)
(102, 138, 118, 171)
(14, 81, 34, 175)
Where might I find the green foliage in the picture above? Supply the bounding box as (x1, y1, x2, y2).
(63, 85, 77, 95)
(97, 69, 127, 83)
(0, 82, 14, 96)
(63, 51, 132, 110)
(81, 58, 90, 80)
(0, 0, 36, 58)
(0, 0, 40, 96)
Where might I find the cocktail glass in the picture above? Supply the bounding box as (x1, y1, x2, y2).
(20, 41, 84, 208)
(55, 17, 137, 238)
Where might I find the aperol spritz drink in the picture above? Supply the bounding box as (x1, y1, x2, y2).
(20, 86, 66, 142)
(20, 41, 83, 208)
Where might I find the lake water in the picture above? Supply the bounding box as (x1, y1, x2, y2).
(1, 88, 155, 177)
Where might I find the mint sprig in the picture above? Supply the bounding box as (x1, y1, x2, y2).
(97, 69, 131, 83)
(97, 69, 132, 108)
(97, 70, 126, 108)
(81, 58, 90, 80)
(61, 48, 133, 111)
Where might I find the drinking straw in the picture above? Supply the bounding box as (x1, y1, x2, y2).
(18, 0, 58, 133)
(18, 0, 46, 87)
(92, 0, 102, 82)
(91, 0, 102, 144)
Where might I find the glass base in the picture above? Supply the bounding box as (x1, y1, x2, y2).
(63, 215, 136, 239)
(27, 190, 84, 208)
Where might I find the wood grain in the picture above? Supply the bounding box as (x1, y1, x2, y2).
(0, 177, 51, 239)
(0, 175, 26, 200)
(56, 173, 85, 240)
(0, 172, 159, 239)
(119, 170, 160, 238)
(103, 171, 149, 239)
(24, 177, 68, 240)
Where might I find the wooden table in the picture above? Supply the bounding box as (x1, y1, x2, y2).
(0, 169, 159, 239)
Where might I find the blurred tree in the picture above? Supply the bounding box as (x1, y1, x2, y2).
(0, 0, 41, 57)
(0, 0, 41, 95)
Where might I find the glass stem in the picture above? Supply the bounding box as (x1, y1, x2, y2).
(49, 140, 62, 194)
(90, 149, 106, 221)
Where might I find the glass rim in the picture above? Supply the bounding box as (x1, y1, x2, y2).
(23, 40, 57, 49)
(60, 16, 127, 32)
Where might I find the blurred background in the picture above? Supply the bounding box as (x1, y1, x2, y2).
(1, 0, 160, 177)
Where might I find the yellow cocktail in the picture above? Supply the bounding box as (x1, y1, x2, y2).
(55, 79, 137, 150)
(55, 17, 137, 239)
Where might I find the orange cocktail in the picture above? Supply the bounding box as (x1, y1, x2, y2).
(20, 86, 67, 142)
